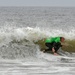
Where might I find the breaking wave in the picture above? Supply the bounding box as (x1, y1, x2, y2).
(0, 26, 75, 59)
(0, 26, 75, 45)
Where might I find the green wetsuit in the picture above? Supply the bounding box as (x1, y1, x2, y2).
(45, 37, 60, 43)
(45, 37, 62, 52)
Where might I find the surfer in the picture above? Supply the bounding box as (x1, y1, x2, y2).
(44, 37, 65, 55)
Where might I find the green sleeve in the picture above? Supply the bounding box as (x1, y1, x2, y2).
(55, 37, 60, 43)
(45, 37, 54, 43)
(45, 38, 52, 43)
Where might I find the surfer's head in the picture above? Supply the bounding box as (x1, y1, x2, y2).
(60, 37, 65, 42)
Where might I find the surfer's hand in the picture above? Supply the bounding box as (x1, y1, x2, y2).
(52, 47, 55, 52)
(52, 48, 59, 55)
(54, 53, 59, 56)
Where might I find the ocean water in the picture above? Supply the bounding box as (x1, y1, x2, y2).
(0, 7, 75, 75)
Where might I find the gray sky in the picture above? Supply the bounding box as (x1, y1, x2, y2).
(0, 0, 75, 7)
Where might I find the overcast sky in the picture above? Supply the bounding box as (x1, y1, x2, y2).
(0, 0, 75, 7)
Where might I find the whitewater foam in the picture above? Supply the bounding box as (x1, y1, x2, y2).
(0, 26, 75, 47)
(0, 26, 75, 59)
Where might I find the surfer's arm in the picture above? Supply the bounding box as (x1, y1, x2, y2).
(52, 47, 59, 55)
(52, 42, 57, 53)
(52, 47, 55, 53)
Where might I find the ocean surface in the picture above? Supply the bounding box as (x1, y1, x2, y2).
(0, 7, 75, 75)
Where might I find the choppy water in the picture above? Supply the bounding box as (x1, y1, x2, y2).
(0, 7, 75, 75)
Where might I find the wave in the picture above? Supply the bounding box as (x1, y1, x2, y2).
(0, 26, 75, 51)
(0, 26, 75, 59)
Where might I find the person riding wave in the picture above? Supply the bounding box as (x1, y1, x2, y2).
(44, 37, 65, 55)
